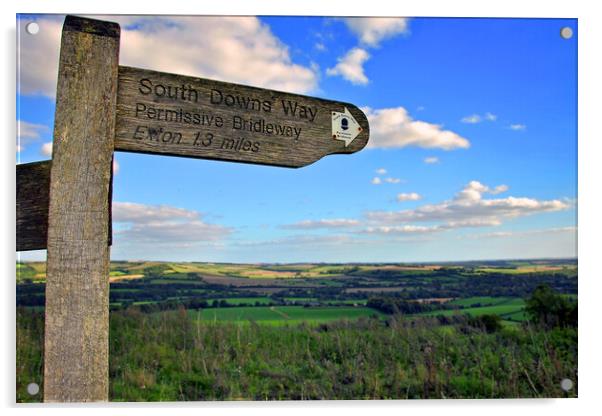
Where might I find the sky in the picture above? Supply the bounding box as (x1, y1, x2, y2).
(16, 14, 577, 263)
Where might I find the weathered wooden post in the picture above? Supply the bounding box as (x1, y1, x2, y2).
(43, 15, 120, 402)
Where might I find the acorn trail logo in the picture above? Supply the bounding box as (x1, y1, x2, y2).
(331, 107, 362, 147)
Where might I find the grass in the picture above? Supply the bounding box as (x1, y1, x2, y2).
(189, 306, 383, 325)
(16, 308, 578, 401)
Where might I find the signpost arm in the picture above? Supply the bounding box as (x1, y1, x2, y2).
(44, 15, 120, 402)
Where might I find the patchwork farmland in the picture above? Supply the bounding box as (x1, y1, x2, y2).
(16, 258, 577, 400)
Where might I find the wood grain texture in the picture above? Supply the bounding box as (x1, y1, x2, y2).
(16, 161, 113, 251)
(16, 161, 51, 251)
(43, 15, 119, 403)
(115, 66, 370, 168)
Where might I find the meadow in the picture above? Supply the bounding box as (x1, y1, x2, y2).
(191, 305, 384, 325)
(16, 307, 577, 401)
(15, 258, 578, 401)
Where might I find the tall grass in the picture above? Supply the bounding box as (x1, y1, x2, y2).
(16, 307, 577, 402)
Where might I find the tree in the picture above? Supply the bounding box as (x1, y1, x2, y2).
(469, 314, 502, 333)
(525, 284, 577, 328)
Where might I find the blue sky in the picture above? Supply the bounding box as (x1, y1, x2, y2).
(16, 15, 577, 262)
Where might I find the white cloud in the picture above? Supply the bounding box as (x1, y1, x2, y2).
(41, 142, 52, 156)
(466, 226, 576, 240)
(282, 219, 360, 230)
(372, 175, 402, 185)
(113, 202, 198, 223)
(235, 234, 355, 248)
(362, 225, 440, 234)
(119, 16, 318, 94)
(18, 15, 319, 98)
(490, 184, 508, 195)
(113, 202, 231, 244)
(17, 120, 48, 151)
(384, 177, 402, 184)
(461, 114, 481, 124)
(376, 168, 387, 175)
(116, 221, 230, 244)
(509, 124, 527, 131)
(17, 17, 63, 97)
(397, 192, 422, 202)
(326, 47, 370, 85)
(457, 183, 513, 203)
(279, 181, 570, 243)
(366, 181, 569, 229)
(113, 158, 120, 175)
(363, 107, 470, 150)
(342, 17, 410, 47)
(462, 112, 497, 124)
(424, 157, 440, 164)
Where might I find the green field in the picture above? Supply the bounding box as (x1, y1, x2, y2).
(420, 297, 526, 321)
(449, 296, 516, 307)
(190, 305, 383, 325)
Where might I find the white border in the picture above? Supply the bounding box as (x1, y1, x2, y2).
(3, 1, 600, 415)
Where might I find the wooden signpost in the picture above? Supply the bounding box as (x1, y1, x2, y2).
(115, 67, 368, 167)
(16, 15, 369, 403)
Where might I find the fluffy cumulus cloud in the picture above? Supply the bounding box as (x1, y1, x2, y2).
(397, 192, 422, 202)
(424, 156, 440, 164)
(363, 107, 470, 150)
(365, 181, 568, 230)
(18, 15, 318, 98)
(342, 17, 410, 47)
(326, 18, 409, 85)
(17, 120, 48, 151)
(113, 202, 231, 245)
(326, 47, 370, 85)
